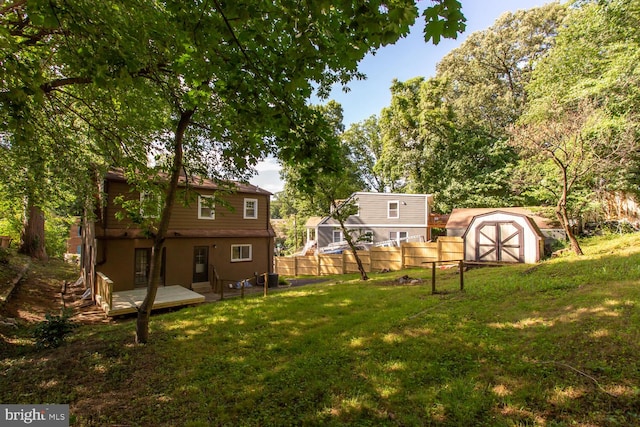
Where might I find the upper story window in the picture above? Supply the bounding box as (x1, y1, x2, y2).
(140, 192, 161, 218)
(244, 198, 258, 219)
(353, 203, 360, 216)
(388, 201, 399, 219)
(198, 195, 215, 220)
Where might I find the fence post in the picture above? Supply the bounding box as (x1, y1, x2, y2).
(294, 256, 298, 276)
(342, 252, 347, 274)
(431, 262, 436, 295)
(459, 260, 464, 291)
(317, 254, 321, 276)
(401, 244, 406, 269)
(437, 239, 443, 261)
(264, 272, 268, 297)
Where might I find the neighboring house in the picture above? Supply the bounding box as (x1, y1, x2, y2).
(65, 217, 83, 263)
(309, 192, 435, 250)
(92, 170, 274, 293)
(445, 207, 565, 263)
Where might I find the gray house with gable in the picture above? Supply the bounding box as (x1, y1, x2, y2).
(310, 192, 435, 250)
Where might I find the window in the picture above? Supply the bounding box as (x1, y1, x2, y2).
(388, 201, 399, 219)
(140, 192, 161, 218)
(332, 230, 344, 243)
(359, 229, 373, 243)
(390, 231, 408, 244)
(244, 198, 258, 219)
(198, 195, 215, 219)
(353, 203, 360, 216)
(231, 244, 252, 262)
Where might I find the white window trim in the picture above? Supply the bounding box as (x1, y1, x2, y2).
(244, 198, 258, 219)
(198, 195, 216, 220)
(388, 200, 400, 219)
(390, 231, 408, 241)
(332, 230, 344, 243)
(353, 203, 360, 216)
(231, 244, 252, 262)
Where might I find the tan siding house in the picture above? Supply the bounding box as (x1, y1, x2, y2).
(94, 170, 274, 292)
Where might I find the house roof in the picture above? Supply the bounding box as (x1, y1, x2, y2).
(446, 207, 561, 230)
(305, 216, 323, 228)
(105, 169, 271, 196)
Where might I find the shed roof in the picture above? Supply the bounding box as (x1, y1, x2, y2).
(446, 207, 561, 230)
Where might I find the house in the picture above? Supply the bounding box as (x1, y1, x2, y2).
(445, 207, 565, 263)
(308, 192, 435, 251)
(92, 170, 275, 294)
(64, 217, 82, 264)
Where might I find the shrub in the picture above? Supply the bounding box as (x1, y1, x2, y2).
(33, 309, 77, 349)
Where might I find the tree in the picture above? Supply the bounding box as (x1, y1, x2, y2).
(512, 0, 640, 256)
(510, 100, 635, 255)
(436, 3, 567, 135)
(342, 116, 390, 193)
(525, 0, 640, 197)
(1, 0, 468, 343)
(280, 102, 370, 279)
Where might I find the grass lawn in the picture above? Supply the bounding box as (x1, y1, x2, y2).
(1, 234, 639, 426)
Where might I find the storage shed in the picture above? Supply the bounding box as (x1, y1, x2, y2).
(446, 208, 562, 264)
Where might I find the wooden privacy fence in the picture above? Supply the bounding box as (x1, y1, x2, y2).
(275, 237, 463, 276)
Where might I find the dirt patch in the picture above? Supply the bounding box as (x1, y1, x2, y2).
(0, 259, 111, 326)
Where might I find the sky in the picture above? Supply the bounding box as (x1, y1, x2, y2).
(251, 0, 557, 194)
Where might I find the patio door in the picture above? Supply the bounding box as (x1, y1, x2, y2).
(135, 247, 166, 288)
(134, 248, 151, 287)
(475, 221, 524, 262)
(193, 246, 209, 283)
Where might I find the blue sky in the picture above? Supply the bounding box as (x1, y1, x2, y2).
(252, 1, 557, 193)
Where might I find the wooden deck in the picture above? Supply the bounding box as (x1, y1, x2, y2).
(97, 285, 205, 316)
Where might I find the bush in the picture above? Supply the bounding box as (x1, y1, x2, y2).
(33, 309, 77, 349)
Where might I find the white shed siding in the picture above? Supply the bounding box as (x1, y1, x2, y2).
(463, 212, 544, 264)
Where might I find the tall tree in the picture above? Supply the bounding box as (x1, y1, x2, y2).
(511, 100, 635, 255)
(436, 3, 567, 135)
(342, 116, 391, 193)
(282, 102, 370, 279)
(375, 4, 567, 212)
(511, 0, 640, 255)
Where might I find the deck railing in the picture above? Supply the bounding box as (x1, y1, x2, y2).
(95, 272, 113, 310)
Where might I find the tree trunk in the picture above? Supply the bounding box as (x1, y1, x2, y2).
(136, 109, 194, 344)
(556, 168, 583, 256)
(339, 222, 368, 281)
(19, 199, 48, 261)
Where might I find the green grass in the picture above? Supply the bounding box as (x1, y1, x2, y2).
(2, 234, 640, 426)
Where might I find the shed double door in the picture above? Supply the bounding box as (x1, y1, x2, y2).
(475, 221, 524, 262)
